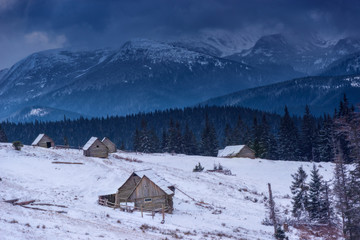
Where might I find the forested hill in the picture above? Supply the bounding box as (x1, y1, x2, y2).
(2, 105, 282, 150)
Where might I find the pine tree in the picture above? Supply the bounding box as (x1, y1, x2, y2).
(133, 128, 140, 152)
(183, 124, 198, 155)
(319, 181, 333, 224)
(308, 164, 323, 221)
(174, 121, 183, 153)
(167, 119, 177, 153)
(333, 138, 354, 238)
(300, 105, 316, 161)
(0, 124, 7, 142)
(161, 129, 168, 152)
(278, 106, 300, 161)
(258, 115, 273, 159)
(250, 117, 263, 158)
(231, 115, 249, 145)
(315, 115, 334, 162)
(200, 114, 219, 156)
(224, 123, 233, 147)
(290, 166, 308, 219)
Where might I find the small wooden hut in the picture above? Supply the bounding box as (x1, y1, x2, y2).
(217, 145, 255, 159)
(113, 169, 175, 213)
(83, 137, 108, 158)
(31, 134, 55, 148)
(101, 137, 116, 153)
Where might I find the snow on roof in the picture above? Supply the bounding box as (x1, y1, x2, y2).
(83, 137, 99, 151)
(134, 169, 174, 195)
(101, 137, 113, 144)
(32, 134, 45, 145)
(217, 145, 246, 157)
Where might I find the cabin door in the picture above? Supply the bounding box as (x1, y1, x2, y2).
(46, 142, 51, 148)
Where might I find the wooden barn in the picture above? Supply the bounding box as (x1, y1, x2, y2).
(31, 134, 55, 148)
(101, 137, 116, 153)
(217, 145, 255, 159)
(112, 169, 175, 213)
(83, 137, 108, 158)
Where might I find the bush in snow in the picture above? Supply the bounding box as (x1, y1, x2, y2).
(193, 162, 204, 172)
(12, 141, 23, 151)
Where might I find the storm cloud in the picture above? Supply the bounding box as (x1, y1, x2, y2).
(0, 0, 359, 68)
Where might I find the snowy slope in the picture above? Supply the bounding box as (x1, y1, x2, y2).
(0, 143, 336, 239)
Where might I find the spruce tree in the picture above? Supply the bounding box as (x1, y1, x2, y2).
(167, 119, 177, 153)
(200, 114, 219, 156)
(174, 121, 184, 153)
(161, 129, 168, 152)
(307, 164, 323, 221)
(319, 181, 333, 224)
(0, 124, 7, 142)
(183, 124, 198, 155)
(133, 128, 140, 152)
(250, 117, 263, 157)
(290, 166, 308, 219)
(231, 115, 249, 145)
(315, 115, 334, 162)
(224, 123, 233, 147)
(300, 105, 316, 161)
(278, 106, 300, 161)
(139, 119, 152, 153)
(259, 115, 273, 159)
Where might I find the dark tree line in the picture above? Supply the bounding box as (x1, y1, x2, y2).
(0, 95, 358, 162)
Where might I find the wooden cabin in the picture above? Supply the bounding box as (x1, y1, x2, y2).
(101, 137, 116, 153)
(83, 137, 108, 158)
(217, 145, 255, 159)
(31, 134, 55, 148)
(114, 169, 175, 213)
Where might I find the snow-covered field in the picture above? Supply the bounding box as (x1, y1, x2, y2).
(0, 143, 335, 239)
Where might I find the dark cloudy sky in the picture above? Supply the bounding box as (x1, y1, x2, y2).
(0, 0, 359, 69)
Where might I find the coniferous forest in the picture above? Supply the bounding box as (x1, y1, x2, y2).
(0, 94, 357, 163)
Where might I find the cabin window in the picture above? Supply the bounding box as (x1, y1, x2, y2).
(144, 198, 152, 203)
(96, 145, 99, 148)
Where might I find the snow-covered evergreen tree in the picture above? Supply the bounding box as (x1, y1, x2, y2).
(307, 164, 323, 221)
(290, 166, 308, 219)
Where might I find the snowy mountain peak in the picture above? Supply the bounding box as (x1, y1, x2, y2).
(332, 37, 360, 55)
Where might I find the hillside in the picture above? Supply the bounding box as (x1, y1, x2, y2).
(202, 75, 360, 116)
(0, 143, 336, 239)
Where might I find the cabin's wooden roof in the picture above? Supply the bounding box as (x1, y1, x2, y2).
(32, 134, 45, 145)
(217, 145, 246, 157)
(83, 137, 99, 150)
(134, 169, 174, 195)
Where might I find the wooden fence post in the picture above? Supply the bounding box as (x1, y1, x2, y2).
(268, 183, 277, 235)
(162, 204, 165, 223)
(141, 206, 143, 218)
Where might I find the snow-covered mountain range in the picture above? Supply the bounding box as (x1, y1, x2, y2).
(1, 34, 360, 121)
(226, 34, 360, 75)
(0, 39, 289, 121)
